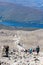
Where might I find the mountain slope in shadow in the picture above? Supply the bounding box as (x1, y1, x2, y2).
(0, 2, 43, 23)
(0, 24, 39, 31)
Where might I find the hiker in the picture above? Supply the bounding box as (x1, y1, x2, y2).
(36, 46, 40, 55)
(24, 49, 27, 53)
(5, 45, 9, 57)
(0, 61, 1, 65)
(33, 48, 36, 52)
(29, 48, 33, 54)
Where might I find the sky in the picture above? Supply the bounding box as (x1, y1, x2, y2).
(0, 0, 43, 7)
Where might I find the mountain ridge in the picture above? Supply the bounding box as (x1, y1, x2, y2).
(0, 2, 43, 23)
(0, 0, 43, 7)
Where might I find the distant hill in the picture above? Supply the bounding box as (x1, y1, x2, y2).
(0, 2, 43, 23)
(0, 24, 38, 31)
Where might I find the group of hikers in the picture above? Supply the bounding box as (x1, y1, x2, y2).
(2, 45, 40, 57)
(24, 45, 40, 55)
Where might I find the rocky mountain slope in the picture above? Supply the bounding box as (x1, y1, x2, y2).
(0, 29, 43, 51)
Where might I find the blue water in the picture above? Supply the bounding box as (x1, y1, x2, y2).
(0, 21, 43, 28)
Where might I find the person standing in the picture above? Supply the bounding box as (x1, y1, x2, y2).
(36, 46, 40, 55)
(5, 45, 9, 57)
(29, 48, 33, 54)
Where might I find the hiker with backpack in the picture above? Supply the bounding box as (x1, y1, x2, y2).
(36, 46, 40, 55)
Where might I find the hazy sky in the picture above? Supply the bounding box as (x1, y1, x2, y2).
(0, 0, 43, 7)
